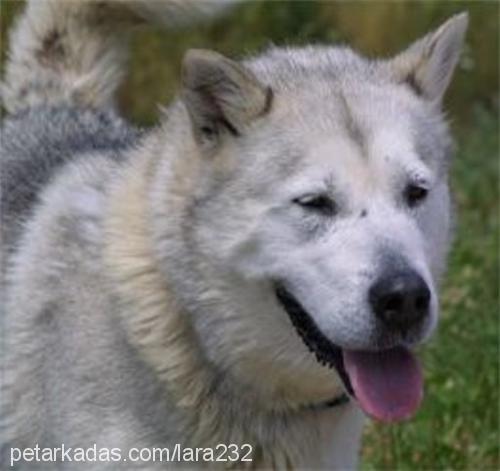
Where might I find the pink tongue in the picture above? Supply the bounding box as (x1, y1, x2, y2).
(343, 347, 423, 422)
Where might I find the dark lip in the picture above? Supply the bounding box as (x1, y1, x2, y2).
(274, 283, 354, 396)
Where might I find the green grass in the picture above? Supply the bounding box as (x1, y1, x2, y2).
(1, 1, 499, 469)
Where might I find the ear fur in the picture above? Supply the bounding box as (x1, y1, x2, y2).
(181, 49, 272, 145)
(389, 12, 468, 103)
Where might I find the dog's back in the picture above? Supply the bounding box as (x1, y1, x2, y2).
(1, 0, 226, 250)
(0, 1, 231, 468)
(1, 106, 137, 249)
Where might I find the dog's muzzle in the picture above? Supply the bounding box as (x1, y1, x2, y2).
(274, 281, 426, 423)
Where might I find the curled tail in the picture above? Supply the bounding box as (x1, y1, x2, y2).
(1, 0, 234, 114)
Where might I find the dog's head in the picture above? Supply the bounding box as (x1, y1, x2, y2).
(170, 13, 467, 421)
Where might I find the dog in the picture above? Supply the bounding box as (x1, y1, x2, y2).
(1, 1, 468, 469)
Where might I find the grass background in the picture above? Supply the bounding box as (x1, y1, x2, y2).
(1, 1, 498, 469)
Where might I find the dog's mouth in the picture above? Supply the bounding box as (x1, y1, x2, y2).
(275, 284, 354, 394)
(275, 284, 423, 422)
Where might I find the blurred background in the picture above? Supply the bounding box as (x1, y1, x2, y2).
(2, 1, 498, 469)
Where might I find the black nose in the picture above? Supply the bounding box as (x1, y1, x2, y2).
(369, 270, 431, 331)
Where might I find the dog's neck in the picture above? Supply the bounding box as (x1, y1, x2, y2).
(102, 129, 355, 466)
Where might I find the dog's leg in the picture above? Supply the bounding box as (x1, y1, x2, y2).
(1, 0, 235, 114)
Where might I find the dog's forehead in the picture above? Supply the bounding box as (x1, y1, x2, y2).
(243, 47, 450, 189)
(267, 82, 427, 181)
(278, 77, 417, 141)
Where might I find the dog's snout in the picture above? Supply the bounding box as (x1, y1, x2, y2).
(369, 270, 430, 331)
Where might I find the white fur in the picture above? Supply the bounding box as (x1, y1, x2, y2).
(1, 4, 467, 469)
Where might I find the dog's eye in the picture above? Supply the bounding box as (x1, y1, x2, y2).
(405, 184, 428, 207)
(293, 194, 336, 216)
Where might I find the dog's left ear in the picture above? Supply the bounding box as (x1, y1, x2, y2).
(388, 12, 468, 103)
(182, 49, 272, 146)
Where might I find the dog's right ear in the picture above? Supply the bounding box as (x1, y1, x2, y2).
(181, 49, 272, 146)
(388, 12, 468, 104)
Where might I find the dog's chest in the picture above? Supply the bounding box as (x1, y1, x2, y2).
(298, 404, 365, 469)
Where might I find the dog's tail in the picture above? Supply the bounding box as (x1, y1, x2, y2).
(1, 0, 235, 114)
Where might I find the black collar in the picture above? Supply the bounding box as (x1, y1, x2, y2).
(308, 393, 350, 411)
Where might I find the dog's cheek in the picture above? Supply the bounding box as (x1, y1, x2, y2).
(416, 182, 452, 280)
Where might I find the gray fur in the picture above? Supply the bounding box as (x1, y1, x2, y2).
(1, 106, 139, 249)
(1, 2, 467, 469)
